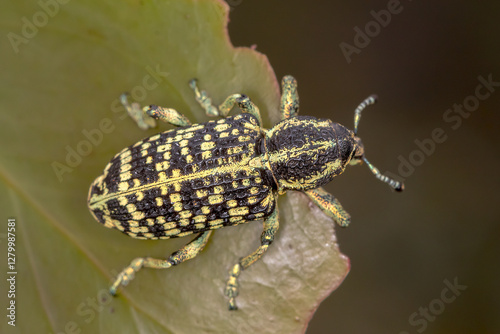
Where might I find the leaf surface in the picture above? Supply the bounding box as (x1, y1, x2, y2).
(0, 1, 349, 333)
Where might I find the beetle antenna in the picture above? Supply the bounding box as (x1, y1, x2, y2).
(363, 157, 404, 192)
(352, 95, 403, 191)
(354, 94, 377, 135)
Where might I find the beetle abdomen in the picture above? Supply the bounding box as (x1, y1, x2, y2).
(88, 113, 275, 239)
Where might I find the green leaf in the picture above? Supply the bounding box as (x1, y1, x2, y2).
(0, 1, 349, 333)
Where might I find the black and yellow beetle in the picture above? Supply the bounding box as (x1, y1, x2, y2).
(87, 76, 403, 310)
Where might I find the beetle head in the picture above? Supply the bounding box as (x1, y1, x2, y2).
(266, 116, 357, 193)
(265, 94, 404, 193)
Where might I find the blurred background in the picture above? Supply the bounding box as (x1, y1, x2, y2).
(226, 1, 499, 333)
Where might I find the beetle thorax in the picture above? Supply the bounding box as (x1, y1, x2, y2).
(265, 116, 357, 193)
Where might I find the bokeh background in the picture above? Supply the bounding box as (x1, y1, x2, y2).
(1, 1, 498, 333)
(226, 1, 499, 333)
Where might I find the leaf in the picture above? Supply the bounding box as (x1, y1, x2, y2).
(0, 1, 349, 333)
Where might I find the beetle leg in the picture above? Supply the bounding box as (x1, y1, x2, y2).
(189, 79, 263, 125)
(144, 105, 191, 127)
(280, 75, 300, 120)
(109, 230, 212, 296)
(305, 187, 351, 227)
(220, 94, 263, 126)
(120, 93, 157, 130)
(120, 93, 191, 129)
(225, 207, 279, 310)
(189, 79, 220, 117)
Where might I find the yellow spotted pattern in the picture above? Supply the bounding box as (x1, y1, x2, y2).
(88, 113, 276, 240)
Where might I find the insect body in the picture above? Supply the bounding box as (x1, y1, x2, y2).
(87, 76, 403, 310)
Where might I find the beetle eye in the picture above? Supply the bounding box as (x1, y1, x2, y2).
(337, 138, 352, 164)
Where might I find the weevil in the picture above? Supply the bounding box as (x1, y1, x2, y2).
(87, 75, 403, 310)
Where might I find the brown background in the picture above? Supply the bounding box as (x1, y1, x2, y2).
(228, 1, 499, 333)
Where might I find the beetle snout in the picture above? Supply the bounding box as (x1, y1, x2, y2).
(349, 136, 364, 165)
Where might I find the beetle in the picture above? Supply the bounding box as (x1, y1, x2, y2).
(87, 75, 403, 310)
